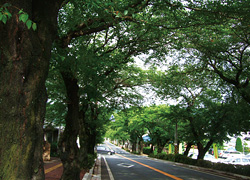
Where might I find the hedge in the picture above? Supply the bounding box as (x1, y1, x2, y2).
(148, 153, 250, 177)
(143, 147, 152, 155)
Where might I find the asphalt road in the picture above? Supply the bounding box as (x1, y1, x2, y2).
(99, 142, 233, 180)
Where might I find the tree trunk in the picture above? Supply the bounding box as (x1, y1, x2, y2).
(157, 139, 167, 154)
(87, 133, 96, 155)
(78, 103, 91, 169)
(59, 71, 81, 180)
(139, 139, 144, 155)
(0, 1, 61, 179)
(88, 102, 98, 155)
(197, 142, 205, 159)
(132, 142, 136, 152)
(183, 142, 193, 156)
(78, 101, 98, 169)
(150, 145, 154, 153)
(157, 143, 164, 153)
(197, 140, 213, 160)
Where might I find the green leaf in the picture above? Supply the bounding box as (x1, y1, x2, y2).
(6, 11, 12, 18)
(2, 15, 7, 24)
(3, 3, 11, 8)
(34, 168, 39, 173)
(32, 23, 37, 31)
(18, 10, 24, 14)
(19, 13, 28, 23)
(0, 14, 3, 21)
(26, 20, 32, 29)
(124, 10, 128, 16)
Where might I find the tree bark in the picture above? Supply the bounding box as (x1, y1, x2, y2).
(59, 71, 81, 180)
(197, 140, 213, 160)
(0, 1, 61, 179)
(157, 144, 164, 153)
(150, 144, 154, 153)
(183, 142, 193, 156)
(139, 138, 144, 155)
(132, 142, 136, 152)
(157, 138, 168, 154)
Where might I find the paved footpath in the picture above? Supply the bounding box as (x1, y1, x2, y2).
(44, 157, 86, 180)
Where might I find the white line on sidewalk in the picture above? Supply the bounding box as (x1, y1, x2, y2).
(103, 155, 115, 180)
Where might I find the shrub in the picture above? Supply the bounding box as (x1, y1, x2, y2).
(236, 137, 243, 152)
(213, 163, 250, 176)
(131, 151, 140, 155)
(80, 153, 97, 169)
(165, 154, 175, 161)
(196, 159, 213, 168)
(148, 153, 155, 158)
(147, 152, 250, 177)
(174, 154, 196, 165)
(50, 142, 58, 157)
(237, 165, 250, 176)
(143, 147, 152, 155)
(157, 153, 167, 159)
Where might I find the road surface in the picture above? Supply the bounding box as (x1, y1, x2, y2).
(99, 142, 233, 180)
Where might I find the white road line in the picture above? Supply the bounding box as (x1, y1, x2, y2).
(103, 155, 115, 180)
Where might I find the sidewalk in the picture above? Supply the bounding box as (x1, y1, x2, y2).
(44, 157, 86, 180)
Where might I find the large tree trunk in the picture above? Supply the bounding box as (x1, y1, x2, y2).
(183, 142, 193, 156)
(157, 139, 168, 154)
(197, 140, 213, 160)
(150, 144, 154, 153)
(0, 1, 60, 179)
(78, 102, 91, 169)
(132, 142, 136, 152)
(157, 143, 164, 153)
(59, 71, 81, 180)
(79, 102, 98, 169)
(138, 138, 144, 155)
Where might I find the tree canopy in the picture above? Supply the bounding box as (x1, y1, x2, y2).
(1, 0, 250, 179)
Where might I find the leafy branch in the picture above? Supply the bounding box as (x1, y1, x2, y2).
(0, 3, 12, 24)
(0, 3, 37, 30)
(18, 10, 37, 30)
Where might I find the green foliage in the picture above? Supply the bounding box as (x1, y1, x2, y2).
(50, 142, 59, 157)
(0, 3, 37, 30)
(149, 153, 197, 165)
(45, 68, 67, 127)
(196, 159, 213, 168)
(212, 163, 250, 177)
(0, 3, 11, 24)
(3, 0, 250, 179)
(149, 153, 250, 177)
(171, 2, 250, 104)
(80, 153, 97, 169)
(149, 36, 250, 155)
(143, 147, 152, 155)
(131, 151, 141, 155)
(236, 137, 243, 152)
(140, 105, 174, 146)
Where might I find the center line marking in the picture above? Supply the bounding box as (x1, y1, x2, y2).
(116, 154, 183, 180)
(105, 142, 183, 180)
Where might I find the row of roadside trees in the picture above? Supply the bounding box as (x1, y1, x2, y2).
(0, 1, 250, 179)
(107, 99, 250, 159)
(107, 0, 250, 161)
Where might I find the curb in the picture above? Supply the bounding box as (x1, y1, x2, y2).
(82, 155, 101, 180)
(82, 165, 94, 180)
